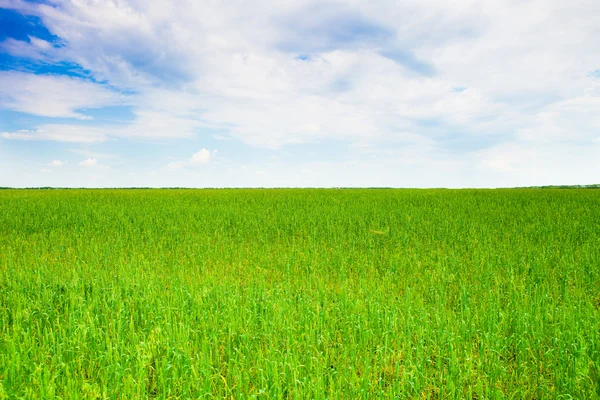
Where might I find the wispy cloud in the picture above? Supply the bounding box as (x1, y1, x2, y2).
(2, 126, 107, 143)
(378, 48, 435, 76)
(0, 0, 599, 187)
(0, 71, 125, 119)
(69, 149, 117, 159)
(276, 4, 393, 53)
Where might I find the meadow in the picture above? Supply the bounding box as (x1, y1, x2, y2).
(0, 188, 599, 399)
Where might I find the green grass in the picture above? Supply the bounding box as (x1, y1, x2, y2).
(1, 188, 599, 399)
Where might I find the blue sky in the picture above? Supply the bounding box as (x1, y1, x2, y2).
(1, 0, 599, 188)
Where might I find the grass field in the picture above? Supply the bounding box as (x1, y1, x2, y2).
(1, 189, 599, 399)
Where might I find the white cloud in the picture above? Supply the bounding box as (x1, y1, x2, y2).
(2, 125, 107, 143)
(189, 149, 211, 166)
(1, 0, 599, 186)
(0, 37, 53, 60)
(48, 160, 64, 167)
(3, 0, 598, 146)
(69, 149, 116, 159)
(79, 158, 98, 167)
(0, 71, 125, 119)
(516, 96, 600, 143)
(79, 158, 109, 170)
(167, 149, 212, 170)
(1, 109, 203, 142)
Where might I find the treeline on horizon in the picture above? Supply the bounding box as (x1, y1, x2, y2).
(1, 184, 600, 190)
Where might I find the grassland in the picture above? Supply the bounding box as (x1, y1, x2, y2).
(1, 188, 599, 399)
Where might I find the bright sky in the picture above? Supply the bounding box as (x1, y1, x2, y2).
(1, 0, 599, 188)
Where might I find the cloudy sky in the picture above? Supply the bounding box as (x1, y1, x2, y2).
(1, 0, 599, 188)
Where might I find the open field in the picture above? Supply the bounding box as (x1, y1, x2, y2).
(1, 189, 599, 398)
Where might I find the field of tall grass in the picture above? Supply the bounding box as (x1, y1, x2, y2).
(1, 189, 599, 398)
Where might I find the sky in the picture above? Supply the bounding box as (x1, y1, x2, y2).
(0, 0, 599, 188)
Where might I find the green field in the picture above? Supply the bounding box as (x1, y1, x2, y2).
(1, 189, 599, 399)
